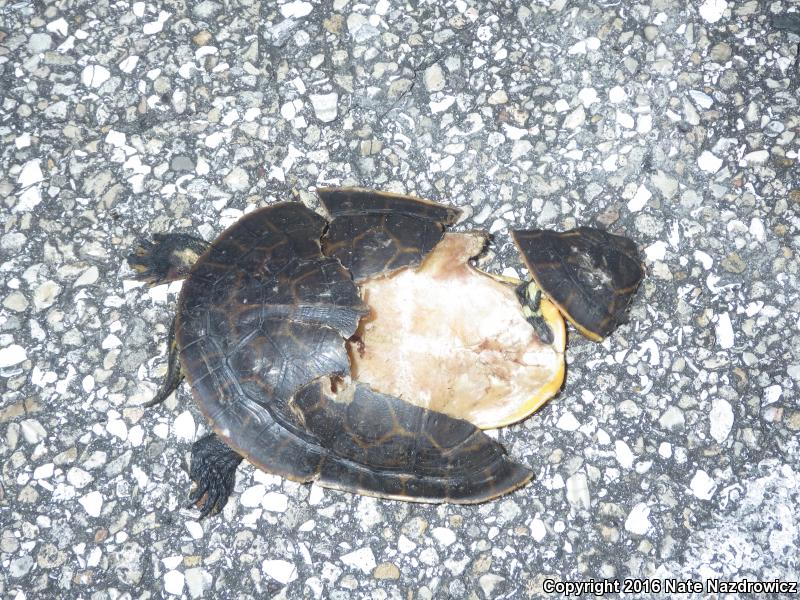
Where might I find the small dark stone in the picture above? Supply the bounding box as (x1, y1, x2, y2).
(772, 14, 800, 35)
(171, 155, 195, 172)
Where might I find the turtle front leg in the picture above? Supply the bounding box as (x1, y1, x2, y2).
(516, 281, 554, 345)
(127, 233, 210, 285)
(188, 434, 244, 519)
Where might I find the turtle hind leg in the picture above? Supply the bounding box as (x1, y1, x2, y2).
(145, 316, 183, 408)
(127, 233, 209, 285)
(188, 434, 244, 519)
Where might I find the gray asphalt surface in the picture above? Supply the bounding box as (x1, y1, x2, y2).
(2, 0, 799, 598)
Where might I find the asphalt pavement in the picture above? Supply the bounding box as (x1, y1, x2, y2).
(1, 0, 799, 598)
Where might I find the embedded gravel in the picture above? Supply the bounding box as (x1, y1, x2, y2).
(2, 0, 799, 598)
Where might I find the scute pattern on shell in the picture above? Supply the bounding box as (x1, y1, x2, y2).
(513, 227, 644, 341)
(296, 380, 531, 502)
(176, 199, 531, 502)
(320, 187, 462, 281)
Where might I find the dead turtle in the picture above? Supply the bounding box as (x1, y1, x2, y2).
(126, 188, 642, 515)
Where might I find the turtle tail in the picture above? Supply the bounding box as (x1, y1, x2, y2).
(144, 316, 183, 408)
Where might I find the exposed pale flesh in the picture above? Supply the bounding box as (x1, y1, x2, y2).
(348, 232, 566, 429)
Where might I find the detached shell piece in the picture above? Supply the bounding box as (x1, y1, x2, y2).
(319, 187, 461, 281)
(512, 227, 644, 341)
(293, 379, 531, 503)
